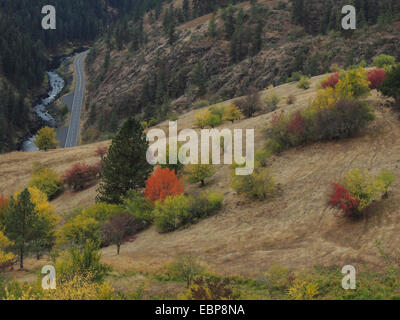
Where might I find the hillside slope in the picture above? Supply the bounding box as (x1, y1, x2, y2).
(82, 0, 400, 143)
(2, 73, 400, 277)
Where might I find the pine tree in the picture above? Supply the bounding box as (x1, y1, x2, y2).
(182, 0, 190, 21)
(192, 62, 207, 96)
(96, 118, 153, 204)
(208, 12, 218, 39)
(4, 189, 47, 269)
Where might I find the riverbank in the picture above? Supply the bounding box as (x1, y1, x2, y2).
(19, 47, 89, 151)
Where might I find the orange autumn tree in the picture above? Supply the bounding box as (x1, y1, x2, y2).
(144, 167, 184, 202)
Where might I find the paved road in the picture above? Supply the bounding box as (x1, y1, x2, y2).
(65, 51, 89, 148)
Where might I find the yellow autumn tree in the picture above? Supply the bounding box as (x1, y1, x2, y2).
(0, 231, 15, 270)
(34, 126, 59, 151)
(223, 104, 243, 123)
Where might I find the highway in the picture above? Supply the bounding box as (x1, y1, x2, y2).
(64, 50, 89, 148)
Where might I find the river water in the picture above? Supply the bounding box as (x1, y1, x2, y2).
(22, 71, 65, 151)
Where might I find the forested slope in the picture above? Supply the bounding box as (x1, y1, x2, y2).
(82, 0, 400, 143)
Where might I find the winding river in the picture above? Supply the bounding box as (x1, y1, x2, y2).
(22, 71, 65, 151)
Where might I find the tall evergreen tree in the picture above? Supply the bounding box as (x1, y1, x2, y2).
(4, 189, 48, 269)
(97, 118, 153, 204)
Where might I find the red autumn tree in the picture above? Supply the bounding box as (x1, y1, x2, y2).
(321, 72, 339, 88)
(367, 69, 386, 89)
(329, 183, 360, 216)
(62, 163, 100, 192)
(144, 167, 184, 202)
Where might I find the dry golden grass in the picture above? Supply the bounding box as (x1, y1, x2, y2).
(0, 140, 110, 214)
(2, 73, 400, 280)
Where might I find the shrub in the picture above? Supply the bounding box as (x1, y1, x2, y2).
(144, 167, 184, 202)
(335, 67, 370, 99)
(166, 255, 204, 287)
(223, 104, 242, 122)
(153, 195, 191, 233)
(288, 280, 319, 300)
(232, 167, 276, 200)
(286, 94, 296, 105)
(124, 190, 154, 224)
(321, 72, 339, 88)
(186, 192, 223, 223)
(60, 203, 124, 245)
(313, 99, 375, 141)
(236, 87, 262, 118)
(255, 149, 271, 167)
(297, 76, 311, 89)
(329, 169, 395, 216)
(265, 93, 281, 111)
(28, 163, 62, 199)
(264, 264, 295, 297)
(183, 276, 239, 300)
(60, 214, 101, 245)
(286, 71, 304, 82)
(56, 240, 111, 284)
(367, 69, 386, 89)
(186, 164, 215, 187)
(373, 54, 396, 69)
(329, 184, 360, 216)
(195, 110, 211, 129)
(0, 231, 15, 271)
(62, 163, 100, 192)
(206, 113, 222, 128)
(209, 105, 226, 120)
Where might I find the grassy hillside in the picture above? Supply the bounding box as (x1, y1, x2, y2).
(2, 72, 400, 284)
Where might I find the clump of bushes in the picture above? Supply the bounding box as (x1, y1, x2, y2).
(62, 163, 101, 192)
(329, 169, 395, 217)
(265, 93, 281, 111)
(297, 76, 311, 90)
(367, 69, 386, 89)
(267, 68, 375, 153)
(321, 72, 339, 89)
(186, 164, 215, 187)
(286, 71, 304, 83)
(154, 193, 223, 233)
(195, 109, 221, 128)
(373, 54, 396, 70)
(28, 163, 63, 199)
(231, 162, 276, 201)
(286, 94, 296, 105)
(166, 255, 204, 288)
(236, 87, 262, 118)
